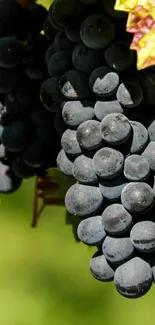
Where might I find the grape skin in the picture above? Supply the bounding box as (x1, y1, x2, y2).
(65, 24, 80, 43)
(142, 142, 155, 173)
(80, 14, 115, 50)
(0, 37, 22, 68)
(94, 100, 123, 121)
(65, 183, 104, 217)
(77, 215, 106, 245)
(114, 257, 153, 298)
(116, 81, 143, 108)
(89, 66, 119, 97)
(99, 175, 128, 201)
(72, 154, 98, 184)
(47, 51, 72, 77)
(93, 147, 124, 179)
(102, 236, 134, 264)
(102, 203, 132, 235)
(61, 129, 82, 156)
(124, 154, 150, 181)
(100, 113, 131, 145)
(76, 120, 103, 150)
(12, 156, 38, 178)
(1, 120, 30, 152)
(56, 149, 74, 176)
(60, 70, 91, 100)
(90, 250, 114, 282)
(105, 41, 134, 71)
(121, 182, 155, 214)
(130, 221, 155, 252)
(62, 100, 94, 129)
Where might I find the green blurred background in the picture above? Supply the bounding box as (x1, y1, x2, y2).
(0, 0, 154, 324)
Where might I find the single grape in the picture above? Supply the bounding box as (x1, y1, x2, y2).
(47, 51, 72, 77)
(45, 43, 55, 65)
(1, 120, 30, 152)
(40, 77, 64, 110)
(77, 215, 106, 245)
(80, 14, 115, 50)
(124, 155, 150, 181)
(65, 24, 80, 43)
(23, 141, 45, 168)
(142, 142, 155, 173)
(0, 36, 22, 68)
(130, 221, 155, 252)
(102, 203, 132, 235)
(102, 236, 134, 264)
(51, 0, 85, 28)
(12, 156, 38, 178)
(24, 60, 45, 82)
(121, 182, 154, 214)
(116, 81, 143, 108)
(72, 42, 104, 74)
(72, 154, 98, 184)
(62, 100, 94, 129)
(60, 70, 91, 100)
(105, 41, 134, 71)
(100, 113, 131, 145)
(53, 31, 75, 51)
(65, 183, 104, 217)
(94, 100, 123, 121)
(61, 129, 82, 156)
(114, 257, 153, 298)
(43, 16, 57, 41)
(90, 250, 114, 282)
(99, 175, 128, 201)
(56, 149, 74, 176)
(76, 120, 103, 150)
(89, 66, 119, 97)
(48, 3, 64, 31)
(93, 147, 124, 179)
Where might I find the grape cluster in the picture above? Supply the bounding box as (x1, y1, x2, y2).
(45, 0, 155, 298)
(0, 0, 62, 193)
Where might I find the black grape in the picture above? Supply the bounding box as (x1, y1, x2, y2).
(48, 4, 64, 31)
(80, 14, 115, 50)
(94, 100, 123, 121)
(24, 59, 46, 82)
(22, 140, 46, 168)
(5, 94, 28, 114)
(121, 182, 154, 214)
(1, 120, 30, 152)
(102, 236, 134, 264)
(105, 41, 134, 71)
(51, 0, 85, 28)
(142, 142, 155, 173)
(72, 42, 104, 74)
(47, 51, 72, 77)
(90, 250, 114, 282)
(72, 154, 98, 184)
(99, 175, 128, 201)
(60, 70, 91, 100)
(45, 43, 55, 65)
(43, 16, 57, 41)
(61, 129, 82, 156)
(62, 100, 94, 129)
(56, 149, 74, 176)
(116, 81, 143, 108)
(53, 31, 75, 52)
(0, 160, 22, 193)
(100, 113, 131, 145)
(54, 112, 67, 136)
(76, 120, 103, 150)
(77, 216, 106, 245)
(12, 156, 38, 179)
(114, 257, 152, 298)
(93, 147, 124, 179)
(40, 76, 64, 110)
(65, 24, 80, 43)
(147, 119, 155, 141)
(65, 183, 104, 217)
(0, 37, 22, 68)
(89, 66, 119, 97)
(124, 154, 150, 181)
(102, 203, 132, 235)
(130, 221, 155, 252)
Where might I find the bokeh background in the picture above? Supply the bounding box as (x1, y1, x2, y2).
(0, 0, 155, 324)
